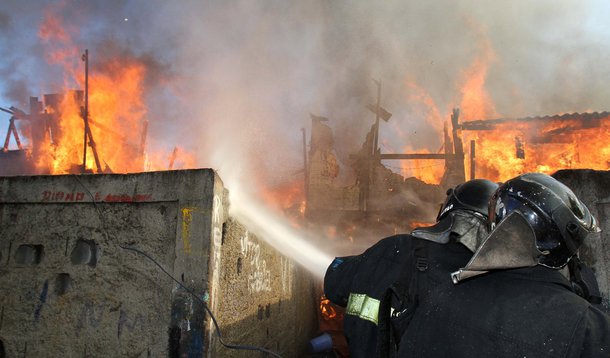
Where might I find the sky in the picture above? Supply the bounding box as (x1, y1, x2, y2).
(1, 0, 610, 193)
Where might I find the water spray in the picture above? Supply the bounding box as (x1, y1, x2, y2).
(229, 186, 334, 280)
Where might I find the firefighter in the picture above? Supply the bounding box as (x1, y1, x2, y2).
(397, 173, 610, 357)
(324, 179, 499, 357)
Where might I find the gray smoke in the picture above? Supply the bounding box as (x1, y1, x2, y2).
(0, 0, 609, 191)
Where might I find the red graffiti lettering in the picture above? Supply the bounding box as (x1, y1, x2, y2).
(41, 191, 67, 201)
(42, 191, 152, 203)
(41, 191, 87, 202)
(103, 193, 152, 202)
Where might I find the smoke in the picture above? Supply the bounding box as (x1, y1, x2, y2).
(1, 0, 610, 264)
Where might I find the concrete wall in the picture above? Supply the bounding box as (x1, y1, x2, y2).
(0, 169, 316, 357)
(210, 218, 316, 357)
(554, 169, 610, 311)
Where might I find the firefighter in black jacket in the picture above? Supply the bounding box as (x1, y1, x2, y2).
(324, 179, 499, 357)
(397, 173, 610, 357)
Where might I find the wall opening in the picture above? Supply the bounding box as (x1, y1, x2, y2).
(55, 273, 71, 295)
(70, 240, 99, 267)
(14, 245, 44, 265)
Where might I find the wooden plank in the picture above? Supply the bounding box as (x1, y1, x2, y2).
(379, 153, 458, 160)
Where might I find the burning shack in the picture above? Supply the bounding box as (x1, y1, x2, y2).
(457, 111, 610, 181)
(0, 90, 148, 176)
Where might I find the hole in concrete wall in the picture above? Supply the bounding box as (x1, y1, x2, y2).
(257, 305, 264, 320)
(180, 273, 184, 282)
(14, 245, 44, 265)
(0, 338, 4, 358)
(236, 257, 242, 275)
(70, 240, 99, 267)
(221, 222, 227, 245)
(266, 328, 269, 337)
(265, 303, 271, 318)
(55, 273, 71, 295)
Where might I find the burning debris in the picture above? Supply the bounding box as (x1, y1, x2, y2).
(302, 101, 610, 254)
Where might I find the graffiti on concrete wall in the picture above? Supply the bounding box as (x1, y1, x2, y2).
(181, 207, 195, 255)
(75, 300, 145, 338)
(280, 257, 293, 295)
(41, 190, 152, 203)
(117, 309, 145, 337)
(76, 301, 106, 331)
(42, 191, 87, 202)
(209, 195, 224, 313)
(240, 231, 271, 293)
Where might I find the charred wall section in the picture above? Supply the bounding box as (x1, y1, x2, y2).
(0, 169, 315, 357)
(554, 169, 610, 310)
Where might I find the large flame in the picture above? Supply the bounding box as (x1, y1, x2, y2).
(400, 29, 609, 185)
(464, 115, 610, 182)
(30, 3, 195, 174)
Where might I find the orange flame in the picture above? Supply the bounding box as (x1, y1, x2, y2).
(464, 115, 610, 182)
(32, 59, 149, 174)
(259, 178, 305, 213)
(30, 3, 195, 174)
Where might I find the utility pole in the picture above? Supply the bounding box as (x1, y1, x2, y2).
(80, 49, 102, 173)
(301, 127, 308, 206)
(82, 49, 89, 173)
(365, 79, 382, 212)
(372, 79, 381, 156)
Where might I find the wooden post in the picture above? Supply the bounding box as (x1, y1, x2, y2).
(301, 128, 308, 205)
(470, 140, 476, 180)
(365, 80, 382, 213)
(82, 49, 89, 173)
(450, 108, 466, 183)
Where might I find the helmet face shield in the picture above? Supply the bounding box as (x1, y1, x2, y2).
(452, 211, 542, 283)
(487, 173, 600, 269)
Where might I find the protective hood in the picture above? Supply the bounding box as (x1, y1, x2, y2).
(411, 209, 489, 252)
(451, 211, 543, 284)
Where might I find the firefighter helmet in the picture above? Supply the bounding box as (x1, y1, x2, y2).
(413, 179, 499, 251)
(488, 172, 600, 268)
(437, 179, 499, 221)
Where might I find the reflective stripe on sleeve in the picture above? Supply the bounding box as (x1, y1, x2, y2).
(346, 293, 380, 325)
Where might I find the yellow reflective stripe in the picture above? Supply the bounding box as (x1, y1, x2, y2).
(346, 293, 380, 325)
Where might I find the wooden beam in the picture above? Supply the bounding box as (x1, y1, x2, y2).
(379, 153, 459, 160)
(458, 111, 610, 131)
